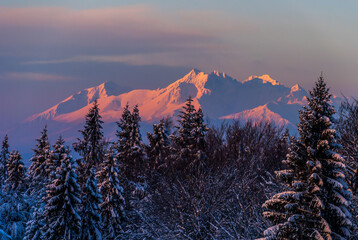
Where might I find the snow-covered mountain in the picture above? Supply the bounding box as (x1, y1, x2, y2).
(26, 69, 307, 127)
(15, 69, 341, 159)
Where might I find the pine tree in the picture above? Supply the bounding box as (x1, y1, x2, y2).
(5, 150, 27, 194)
(3, 150, 29, 240)
(46, 136, 65, 182)
(0, 134, 9, 190)
(171, 97, 208, 174)
(116, 104, 145, 181)
(146, 118, 171, 173)
(74, 99, 105, 188)
(97, 147, 125, 240)
(42, 143, 81, 240)
(27, 126, 51, 198)
(24, 136, 65, 240)
(164, 98, 213, 238)
(261, 75, 352, 240)
(191, 107, 209, 174)
(81, 168, 102, 240)
(24, 207, 43, 240)
(116, 104, 146, 210)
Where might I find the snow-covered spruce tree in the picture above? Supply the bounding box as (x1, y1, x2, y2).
(42, 143, 81, 240)
(80, 168, 102, 240)
(191, 107, 209, 175)
(117, 104, 145, 179)
(74, 99, 105, 188)
(0, 134, 9, 190)
(116, 104, 146, 209)
(24, 136, 66, 240)
(97, 147, 125, 240)
(160, 98, 213, 239)
(4, 150, 27, 194)
(146, 118, 171, 174)
(46, 136, 65, 182)
(261, 75, 352, 240)
(27, 126, 51, 198)
(24, 207, 43, 240)
(171, 97, 208, 175)
(3, 150, 29, 240)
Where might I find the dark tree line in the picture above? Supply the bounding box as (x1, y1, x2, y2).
(0, 76, 357, 239)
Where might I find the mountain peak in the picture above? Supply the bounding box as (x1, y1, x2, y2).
(244, 74, 280, 86)
(212, 70, 227, 78)
(290, 84, 303, 92)
(186, 68, 201, 76)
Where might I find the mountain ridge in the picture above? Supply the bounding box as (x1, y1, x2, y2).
(26, 69, 309, 127)
(13, 69, 345, 160)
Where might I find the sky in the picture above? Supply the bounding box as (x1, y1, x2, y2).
(0, 0, 358, 131)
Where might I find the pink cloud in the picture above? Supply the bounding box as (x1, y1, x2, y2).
(0, 72, 73, 81)
(0, 5, 217, 54)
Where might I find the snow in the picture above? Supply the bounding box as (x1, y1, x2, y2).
(22, 69, 340, 145)
(220, 104, 291, 127)
(243, 74, 280, 86)
(26, 69, 299, 125)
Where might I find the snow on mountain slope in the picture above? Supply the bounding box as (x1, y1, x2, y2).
(277, 84, 308, 105)
(220, 104, 292, 127)
(26, 69, 309, 129)
(26, 81, 127, 122)
(26, 70, 294, 127)
(243, 74, 281, 86)
(14, 69, 319, 160)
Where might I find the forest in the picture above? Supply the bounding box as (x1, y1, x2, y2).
(0, 76, 357, 240)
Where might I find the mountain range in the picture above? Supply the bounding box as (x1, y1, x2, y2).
(9, 69, 341, 159)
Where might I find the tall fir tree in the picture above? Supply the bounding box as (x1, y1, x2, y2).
(116, 104, 145, 180)
(116, 104, 146, 210)
(0, 134, 9, 190)
(164, 98, 213, 239)
(261, 75, 352, 240)
(27, 126, 51, 198)
(24, 136, 66, 240)
(42, 143, 81, 240)
(97, 147, 125, 240)
(4, 150, 27, 194)
(80, 168, 102, 240)
(74, 99, 105, 188)
(146, 118, 171, 174)
(24, 207, 44, 240)
(3, 150, 29, 240)
(46, 136, 65, 182)
(191, 107, 209, 175)
(171, 97, 208, 174)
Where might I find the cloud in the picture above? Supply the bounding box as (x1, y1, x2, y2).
(0, 5, 223, 59)
(0, 72, 73, 81)
(22, 52, 209, 67)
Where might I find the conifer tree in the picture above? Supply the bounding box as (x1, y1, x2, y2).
(42, 143, 81, 240)
(3, 150, 29, 240)
(172, 97, 208, 174)
(74, 99, 105, 188)
(80, 168, 102, 240)
(46, 136, 65, 182)
(116, 104, 146, 211)
(116, 104, 145, 181)
(27, 126, 51, 198)
(24, 207, 44, 240)
(97, 147, 125, 240)
(0, 134, 9, 190)
(5, 150, 27, 194)
(261, 75, 352, 240)
(146, 119, 171, 173)
(24, 136, 66, 240)
(191, 107, 209, 174)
